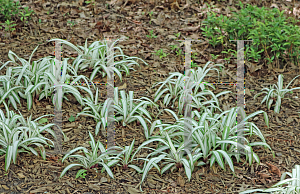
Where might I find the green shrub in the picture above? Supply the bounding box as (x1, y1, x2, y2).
(201, 1, 300, 67)
(0, 0, 21, 22)
(0, 0, 34, 27)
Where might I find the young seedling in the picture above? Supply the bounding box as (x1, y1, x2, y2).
(154, 49, 169, 59)
(174, 32, 181, 38)
(0, 20, 17, 37)
(176, 49, 183, 57)
(85, 0, 95, 5)
(148, 11, 153, 24)
(146, 30, 157, 39)
(170, 45, 178, 51)
(76, 169, 87, 179)
(191, 52, 198, 59)
(69, 115, 75, 122)
(210, 54, 219, 61)
(19, 6, 34, 26)
(67, 20, 76, 27)
(191, 61, 199, 68)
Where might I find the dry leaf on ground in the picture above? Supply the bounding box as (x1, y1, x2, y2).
(266, 162, 281, 177)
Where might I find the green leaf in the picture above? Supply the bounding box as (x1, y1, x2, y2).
(69, 115, 75, 122)
(38, 118, 48, 124)
(76, 169, 87, 179)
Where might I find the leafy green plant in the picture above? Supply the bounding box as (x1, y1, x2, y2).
(201, 25, 219, 48)
(0, 0, 21, 22)
(60, 131, 118, 180)
(75, 169, 87, 179)
(146, 30, 157, 39)
(19, 6, 34, 25)
(174, 32, 181, 38)
(148, 11, 153, 24)
(245, 46, 264, 62)
(1, 19, 17, 34)
(68, 115, 75, 122)
(176, 49, 183, 57)
(85, 0, 95, 5)
(240, 165, 300, 194)
(154, 49, 169, 59)
(210, 54, 219, 62)
(254, 74, 300, 114)
(67, 20, 76, 27)
(170, 45, 178, 51)
(38, 118, 48, 124)
(191, 61, 199, 68)
(191, 52, 198, 59)
(202, 1, 300, 68)
(221, 49, 237, 59)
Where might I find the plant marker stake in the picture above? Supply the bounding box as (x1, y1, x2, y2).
(230, 39, 253, 156)
(53, 39, 63, 155)
(106, 38, 115, 149)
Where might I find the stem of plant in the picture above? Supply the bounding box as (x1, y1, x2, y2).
(122, 127, 125, 138)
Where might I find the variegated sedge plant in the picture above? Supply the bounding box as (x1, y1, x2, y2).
(188, 105, 273, 169)
(49, 38, 148, 82)
(152, 61, 222, 107)
(113, 87, 159, 140)
(0, 108, 58, 171)
(0, 45, 48, 110)
(254, 74, 300, 114)
(241, 165, 300, 194)
(59, 133, 166, 190)
(107, 138, 150, 171)
(130, 104, 273, 191)
(133, 130, 201, 191)
(192, 106, 273, 170)
(59, 131, 118, 180)
(0, 47, 42, 111)
(0, 46, 95, 110)
(0, 39, 281, 192)
(152, 61, 230, 115)
(0, 74, 23, 110)
(28, 57, 95, 108)
(76, 87, 117, 136)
